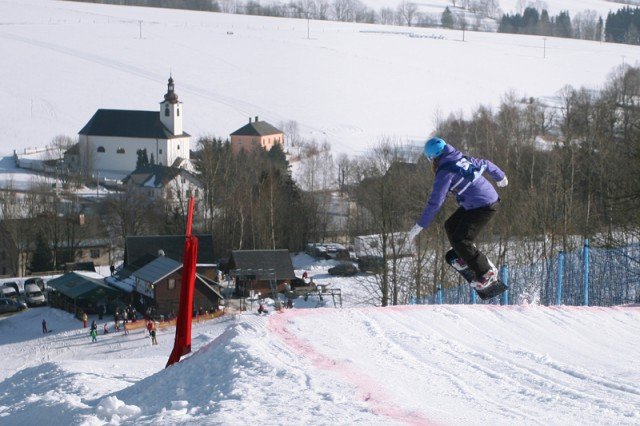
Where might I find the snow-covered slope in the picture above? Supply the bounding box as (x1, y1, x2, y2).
(2, 0, 640, 157)
(1, 304, 639, 425)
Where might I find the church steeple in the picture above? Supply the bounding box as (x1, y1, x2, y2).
(160, 75, 182, 135)
(164, 76, 179, 104)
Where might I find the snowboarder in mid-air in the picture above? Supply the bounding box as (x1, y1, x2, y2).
(407, 137, 509, 297)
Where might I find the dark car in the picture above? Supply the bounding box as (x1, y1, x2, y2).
(0, 297, 27, 314)
(357, 256, 385, 274)
(328, 262, 359, 276)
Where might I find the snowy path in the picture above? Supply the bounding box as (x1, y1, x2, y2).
(1, 305, 640, 425)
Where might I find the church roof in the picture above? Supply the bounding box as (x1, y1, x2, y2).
(79, 109, 189, 139)
(230, 120, 283, 137)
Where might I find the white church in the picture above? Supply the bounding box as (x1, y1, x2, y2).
(78, 77, 190, 176)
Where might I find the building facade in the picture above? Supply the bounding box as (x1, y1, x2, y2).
(230, 116, 285, 155)
(78, 77, 190, 175)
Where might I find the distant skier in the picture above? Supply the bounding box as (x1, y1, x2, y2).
(407, 137, 508, 290)
(42, 319, 47, 334)
(150, 327, 158, 345)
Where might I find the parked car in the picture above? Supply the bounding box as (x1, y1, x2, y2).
(0, 286, 18, 300)
(2, 282, 20, 296)
(328, 262, 359, 276)
(0, 297, 27, 314)
(357, 256, 385, 274)
(24, 277, 45, 291)
(24, 284, 46, 307)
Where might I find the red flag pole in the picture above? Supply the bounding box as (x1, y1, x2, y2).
(166, 197, 199, 367)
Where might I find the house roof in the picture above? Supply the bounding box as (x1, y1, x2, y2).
(79, 109, 189, 139)
(132, 256, 182, 284)
(122, 165, 203, 189)
(196, 274, 224, 300)
(230, 120, 283, 137)
(48, 271, 122, 300)
(229, 249, 295, 280)
(125, 234, 215, 266)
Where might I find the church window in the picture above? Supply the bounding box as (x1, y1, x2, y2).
(165, 106, 170, 117)
(177, 108, 180, 116)
(159, 149, 163, 154)
(97, 146, 105, 153)
(117, 148, 125, 154)
(177, 145, 180, 150)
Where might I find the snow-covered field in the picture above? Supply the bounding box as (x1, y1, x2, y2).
(1, 301, 639, 424)
(2, 0, 639, 158)
(1, 256, 639, 425)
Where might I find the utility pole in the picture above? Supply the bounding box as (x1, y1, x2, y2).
(139, 20, 143, 39)
(543, 37, 547, 59)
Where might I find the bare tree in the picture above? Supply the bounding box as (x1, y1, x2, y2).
(397, 0, 418, 26)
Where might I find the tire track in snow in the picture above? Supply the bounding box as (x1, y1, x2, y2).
(267, 310, 437, 426)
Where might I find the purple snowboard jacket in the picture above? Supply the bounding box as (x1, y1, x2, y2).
(417, 144, 506, 229)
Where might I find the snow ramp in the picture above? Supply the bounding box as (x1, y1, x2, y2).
(96, 305, 640, 425)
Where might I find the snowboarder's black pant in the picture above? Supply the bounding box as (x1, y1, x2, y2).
(444, 203, 498, 277)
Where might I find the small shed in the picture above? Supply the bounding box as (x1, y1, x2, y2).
(228, 250, 296, 297)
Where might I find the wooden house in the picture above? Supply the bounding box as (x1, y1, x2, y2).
(131, 255, 223, 318)
(228, 249, 296, 298)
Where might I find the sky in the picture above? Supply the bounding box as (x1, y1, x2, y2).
(0, 255, 639, 425)
(1, 0, 639, 159)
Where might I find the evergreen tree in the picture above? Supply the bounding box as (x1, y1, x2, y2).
(441, 6, 454, 29)
(554, 10, 573, 38)
(522, 7, 540, 34)
(30, 231, 53, 273)
(136, 149, 149, 168)
(596, 17, 604, 41)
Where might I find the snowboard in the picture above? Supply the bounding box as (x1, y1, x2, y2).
(445, 249, 508, 301)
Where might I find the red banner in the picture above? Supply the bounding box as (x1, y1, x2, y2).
(166, 197, 198, 367)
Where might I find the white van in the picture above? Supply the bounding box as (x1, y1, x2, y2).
(0, 286, 18, 300)
(24, 284, 46, 307)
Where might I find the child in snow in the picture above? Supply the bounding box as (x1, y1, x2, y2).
(90, 328, 98, 343)
(407, 137, 508, 290)
(150, 327, 158, 345)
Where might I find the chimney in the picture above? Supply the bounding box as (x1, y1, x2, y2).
(249, 117, 252, 123)
(255, 116, 259, 122)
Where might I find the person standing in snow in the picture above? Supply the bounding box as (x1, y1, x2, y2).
(407, 137, 508, 289)
(150, 324, 158, 345)
(42, 319, 47, 334)
(81, 312, 88, 328)
(90, 328, 98, 343)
